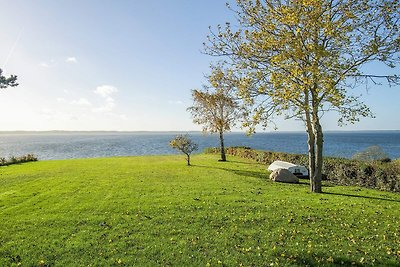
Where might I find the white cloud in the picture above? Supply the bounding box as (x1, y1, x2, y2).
(40, 108, 53, 115)
(70, 97, 92, 106)
(92, 85, 119, 113)
(119, 114, 128, 120)
(39, 62, 49, 68)
(94, 85, 118, 98)
(92, 101, 115, 113)
(56, 97, 67, 103)
(66, 57, 78, 63)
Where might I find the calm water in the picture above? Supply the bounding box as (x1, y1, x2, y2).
(0, 131, 399, 160)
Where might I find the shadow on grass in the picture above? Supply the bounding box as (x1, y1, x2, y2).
(281, 252, 399, 267)
(323, 191, 400, 203)
(228, 169, 269, 179)
(224, 160, 263, 166)
(193, 164, 309, 185)
(193, 164, 267, 179)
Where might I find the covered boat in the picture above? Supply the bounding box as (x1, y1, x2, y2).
(267, 160, 309, 178)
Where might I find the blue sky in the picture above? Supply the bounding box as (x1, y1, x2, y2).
(0, 0, 399, 131)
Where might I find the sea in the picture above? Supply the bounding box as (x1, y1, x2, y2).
(0, 131, 399, 160)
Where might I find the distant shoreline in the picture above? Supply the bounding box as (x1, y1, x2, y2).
(0, 130, 399, 135)
(1, 131, 399, 160)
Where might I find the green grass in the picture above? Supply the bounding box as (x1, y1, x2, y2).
(0, 154, 399, 266)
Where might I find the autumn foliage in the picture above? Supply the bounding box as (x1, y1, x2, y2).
(204, 0, 400, 192)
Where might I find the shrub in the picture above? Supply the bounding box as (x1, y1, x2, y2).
(206, 147, 400, 192)
(380, 157, 391, 163)
(0, 154, 38, 166)
(203, 147, 219, 154)
(0, 157, 7, 166)
(352, 145, 390, 162)
(9, 156, 18, 164)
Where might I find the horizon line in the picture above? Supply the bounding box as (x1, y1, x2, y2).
(0, 129, 399, 133)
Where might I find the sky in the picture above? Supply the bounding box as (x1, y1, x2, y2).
(0, 0, 399, 132)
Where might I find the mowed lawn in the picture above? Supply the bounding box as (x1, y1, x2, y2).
(0, 154, 399, 266)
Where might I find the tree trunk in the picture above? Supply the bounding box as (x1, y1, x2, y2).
(304, 92, 316, 192)
(311, 117, 323, 193)
(219, 131, 226, 161)
(186, 154, 190, 166)
(305, 116, 316, 190)
(308, 30, 323, 193)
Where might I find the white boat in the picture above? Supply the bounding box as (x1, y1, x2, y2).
(267, 160, 309, 178)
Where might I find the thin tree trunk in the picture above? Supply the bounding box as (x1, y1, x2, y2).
(311, 117, 323, 193)
(186, 154, 190, 166)
(305, 114, 316, 189)
(309, 30, 323, 193)
(304, 90, 316, 191)
(219, 131, 226, 161)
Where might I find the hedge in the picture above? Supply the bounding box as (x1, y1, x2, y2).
(205, 147, 400, 192)
(0, 154, 38, 166)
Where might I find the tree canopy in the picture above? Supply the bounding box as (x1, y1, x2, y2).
(204, 0, 400, 192)
(352, 146, 390, 162)
(188, 66, 239, 161)
(169, 134, 199, 166)
(0, 68, 18, 89)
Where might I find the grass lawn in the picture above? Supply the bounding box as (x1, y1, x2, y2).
(0, 154, 399, 266)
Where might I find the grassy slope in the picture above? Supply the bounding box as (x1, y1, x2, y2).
(0, 154, 399, 266)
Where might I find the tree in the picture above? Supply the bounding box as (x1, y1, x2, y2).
(204, 0, 400, 192)
(187, 66, 239, 161)
(169, 134, 199, 166)
(352, 146, 390, 162)
(0, 68, 18, 89)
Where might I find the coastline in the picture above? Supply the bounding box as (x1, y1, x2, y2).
(0, 129, 399, 135)
(0, 131, 399, 160)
